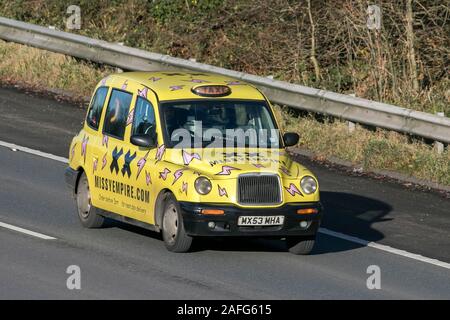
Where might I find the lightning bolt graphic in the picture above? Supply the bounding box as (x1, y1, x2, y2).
(70, 143, 77, 160)
(181, 182, 188, 195)
(126, 108, 134, 126)
(100, 76, 109, 86)
(102, 152, 108, 170)
(81, 135, 89, 164)
(172, 168, 185, 185)
(155, 144, 166, 162)
(285, 183, 303, 197)
(216, 165, 240, 175)
(102, 135, 108, 148)
(280, 166, 291, 176)
(159, 168, 171, 180)
(145, 171, 151, 186)
(182, 150, 201, 165)
(92, 158, 98, 174)
(218, 185, 228, 197)
(138, 87, 148, 99)
(253, 163, 265, 168)
(169, 85, 184, 91)
(136, 150, 150, 180)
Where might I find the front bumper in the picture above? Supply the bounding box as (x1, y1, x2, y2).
(179, 201, 323, 237)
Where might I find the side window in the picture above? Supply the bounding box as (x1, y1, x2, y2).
(103, 89, 132, 140)
(86, 86, 108, 130)
(132, 97, 156, 136)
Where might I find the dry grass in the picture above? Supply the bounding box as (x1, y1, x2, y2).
(0, 39, 448, 186)
(0, 40, 113, 100)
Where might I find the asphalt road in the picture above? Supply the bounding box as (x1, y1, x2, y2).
(0, 87, 449, 299)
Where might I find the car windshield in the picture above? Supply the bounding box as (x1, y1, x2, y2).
(160, 100, 281, 148)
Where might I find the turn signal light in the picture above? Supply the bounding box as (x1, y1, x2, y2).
(201, 209, 225, 215)
(296, 208, 318, 215)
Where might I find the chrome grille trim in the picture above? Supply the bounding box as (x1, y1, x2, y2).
(237, 173, 282, 205)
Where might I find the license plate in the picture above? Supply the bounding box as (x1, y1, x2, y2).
(238, 215, 284, 226)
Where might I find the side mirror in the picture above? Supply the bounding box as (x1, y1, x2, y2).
(130, 134, 157, 148)
(283, 132, 300, 147)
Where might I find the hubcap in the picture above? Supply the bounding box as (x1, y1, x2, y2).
(163, 203, 178, 245)
(77, 178, 91, 220)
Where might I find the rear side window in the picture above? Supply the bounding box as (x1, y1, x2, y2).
(86, 86, 108, 130)
(132, 97, 156, 136)
(103, 89, 132, 140)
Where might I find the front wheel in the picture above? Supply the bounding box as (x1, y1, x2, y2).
(286, 236, 316, 255)
(161, 194, 193, 253)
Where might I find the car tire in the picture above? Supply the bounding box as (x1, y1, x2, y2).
(76, 172, 105, 228)
(162, 193, 193, 253)
(286, 236, 316, 255)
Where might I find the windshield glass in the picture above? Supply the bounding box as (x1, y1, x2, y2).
(160, 100, 281, 148)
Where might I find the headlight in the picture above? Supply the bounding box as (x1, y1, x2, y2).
(300, 176, 317, 194)
(194, 176, 212, 195)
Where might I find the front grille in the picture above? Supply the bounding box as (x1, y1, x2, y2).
(237, 174, 281, 205)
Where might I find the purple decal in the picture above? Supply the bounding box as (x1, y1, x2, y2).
(182, 150, 201, 165)
(145, 171, 152, 186)
(225, 81, 243, 85)
(218, 185, 228, 197)
(149, 77, 162, 82)
(285, 183, 303, 197)
(121, 80, 128, 90)
(92, 158, 98, 174)
(169, 85, 184, 91)
(126, 108, 134, 126)
(101, 152, 108, 170)
(100, 76, 109, 86)
(102, 134, 108, 148)
(81, 135, 89, 164)
(172, 168, 185, 185)
(70, 143, 77, 160)
(280, 166, 291, 176)
(155, 144, 166, 162)
(136, 150, 150, 179)
(216, 165, 240, 175)
(159, 168, 171, 180)
(138, 87, 148, 99)
(181, 182, 188, 195)
(185, 79, 208, 83)
(253, 163, 265, 168)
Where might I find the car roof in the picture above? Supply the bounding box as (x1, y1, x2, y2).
(108, 71, 266, 102)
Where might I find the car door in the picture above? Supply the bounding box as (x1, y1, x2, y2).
(92, 85, 135, 217)
(82, 85, 110, 197)
(126, 86, 161, 224)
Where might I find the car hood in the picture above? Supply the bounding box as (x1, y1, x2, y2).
(163, 148, 313, 180)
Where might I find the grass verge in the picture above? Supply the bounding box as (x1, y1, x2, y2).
(0, 39, 448, 186)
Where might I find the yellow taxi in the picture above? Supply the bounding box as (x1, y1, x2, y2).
(65, 72, 322, 254)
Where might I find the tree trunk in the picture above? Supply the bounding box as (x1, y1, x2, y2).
(406, 0, 419, 92)
(307, 0, 321, 81)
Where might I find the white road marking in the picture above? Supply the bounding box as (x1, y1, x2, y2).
(0, 221, 57, 240)
(0, 140, 68, 163)
(0, 140, 449, 269)
(319, 228, 450, 270)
